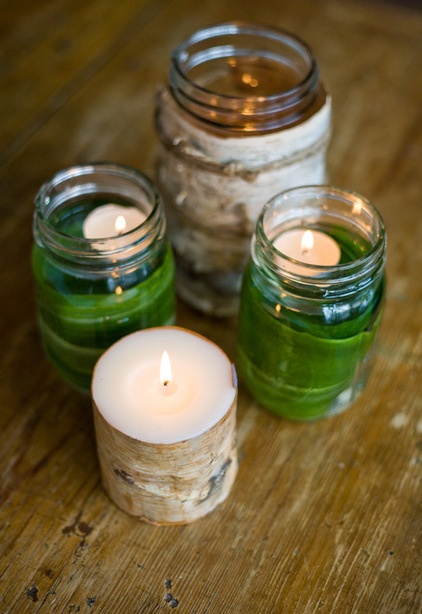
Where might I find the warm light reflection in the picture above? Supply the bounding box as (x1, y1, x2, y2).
(115, 285, 123, 295)
(241, 73, 258, 87)
(160, 351, 172, 387)
(352, 202, 362, 216)
(301, 230, 314, 254)
(115, 215, 126, 234)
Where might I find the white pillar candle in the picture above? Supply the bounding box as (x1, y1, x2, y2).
(92, 326, 238, 524)
(273, 228, 340, 276)
(83, 204, 146, 239)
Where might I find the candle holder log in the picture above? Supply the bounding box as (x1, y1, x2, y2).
(93, 393, 238, 525)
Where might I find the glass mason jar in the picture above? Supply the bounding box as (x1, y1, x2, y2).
(155, 21, 331, 316)
(32, 163, 176, 393)
(238, 186, 386, 421)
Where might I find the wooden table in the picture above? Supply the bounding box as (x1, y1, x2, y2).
(1, 0, 421, 612)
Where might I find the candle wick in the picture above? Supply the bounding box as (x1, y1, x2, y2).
(163, 380, 169, 387)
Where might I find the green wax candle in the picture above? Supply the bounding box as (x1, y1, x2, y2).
(32, 163, 176, 393)
(32, 243, 175, 392)
(237, 186, 386, 421)
(238, 260, 384, 421)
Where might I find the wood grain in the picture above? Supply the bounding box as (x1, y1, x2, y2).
(0, 0, 421, 612)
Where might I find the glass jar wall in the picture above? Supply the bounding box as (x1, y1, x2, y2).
(32, 163, 175, 393)
(238, 186, 386, 420)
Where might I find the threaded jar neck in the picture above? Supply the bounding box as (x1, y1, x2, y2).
(33, 163, 166, 272)
(169, 22, 324, 133)
(253, 185, 386, 298)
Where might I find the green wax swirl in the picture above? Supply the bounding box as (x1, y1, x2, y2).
(32, 244, 175, 392)
(238, 230, 384, 420)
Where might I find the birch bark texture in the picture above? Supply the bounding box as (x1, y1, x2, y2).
(93, 392, 237, 524)
(156, 87, 331, 316)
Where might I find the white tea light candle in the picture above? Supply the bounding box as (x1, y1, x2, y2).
(92, 326, 238, 524)
(274, 229, 341, 265)
(83, 203, 146, 238)
(273, 228, 340, 276)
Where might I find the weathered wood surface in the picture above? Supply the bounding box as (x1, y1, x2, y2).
(0, 0, 421, 612)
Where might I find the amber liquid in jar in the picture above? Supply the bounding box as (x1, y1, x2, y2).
(193, 57, 299, 95)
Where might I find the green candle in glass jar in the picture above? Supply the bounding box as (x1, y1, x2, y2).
(238, 186, 386, 421)
(32, 163, 176, 393)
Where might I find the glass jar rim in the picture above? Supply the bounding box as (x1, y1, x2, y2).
(254, 185, 386, 287)
(169, 21, 321, 132)
(34, 162, 165, 264)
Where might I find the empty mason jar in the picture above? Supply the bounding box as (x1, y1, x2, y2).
(238, 186, 386, 420)
(156, 22, 331, 316)
(32, 163, 176, 393)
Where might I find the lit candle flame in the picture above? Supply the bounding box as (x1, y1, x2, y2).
(160, 351, 172, 387)
(115, 214, 126, 234)
(301, 230, 314, 254)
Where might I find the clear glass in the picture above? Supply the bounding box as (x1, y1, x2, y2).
(156, 22, 330, 316)
(32, 163, 176, 393)
(169, 21, 325, 132)
(238, 186, 386, 420)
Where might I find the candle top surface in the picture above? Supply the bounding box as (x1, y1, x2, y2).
(83, 203, 146, 239)
(92, 327, 237, 444)
(273, 228, 341, 267)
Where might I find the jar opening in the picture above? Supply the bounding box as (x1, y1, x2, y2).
(170, 22, 323, 132)
(34, 163, 165, 266)
(254, 185, 386, 291)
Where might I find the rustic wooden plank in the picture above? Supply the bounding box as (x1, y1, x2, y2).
(0, 0, 166, 163)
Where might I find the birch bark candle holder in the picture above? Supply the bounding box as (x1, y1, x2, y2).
(92, 326, 238, 524)
(156, 22, 331, 316)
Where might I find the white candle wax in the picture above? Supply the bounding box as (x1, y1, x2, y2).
(83, 204, 146, 239)
(92, 327, 237, 444)
(273, 228, 340, 275)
